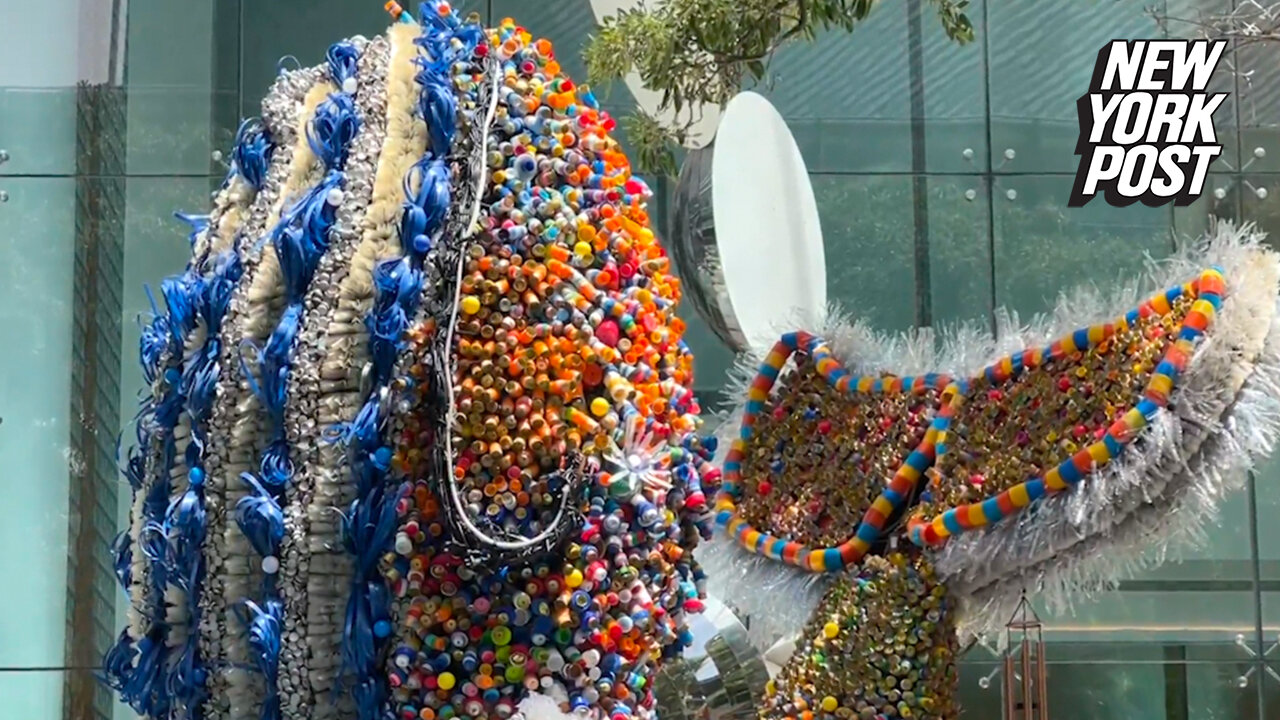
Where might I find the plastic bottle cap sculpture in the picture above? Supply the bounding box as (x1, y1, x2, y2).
(105, 6, 713, 720)
(101, 3, 1280, 720)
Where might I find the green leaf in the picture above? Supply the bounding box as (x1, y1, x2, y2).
(581, 0, 977, 170)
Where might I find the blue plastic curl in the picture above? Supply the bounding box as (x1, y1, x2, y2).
(342, 579, 392, 673)
(138, 288, 174, 384)
(175, 212, 211, 250)
(240, 308, 300, 439)
(339, 485, 405, 690)
(421, 4, 479, 61)
(111, 529, 133, 591)
(452, 22, 483, 56)
(417, 15, 452, 54)
(101, 629, 137, 692)
(239, 300, 304, 489)
(166, 551, 206, 599)
(355, 447, 393, 510)
(327, 41, 361, 88)
(235, 473, 285, 562)
(413, 16, 462, 157)
(124, 439, 148, 492)
(365, 259, 421, 386)
(138, 517, 168, 567)
(182, 354, 222, 433)
(324, 394, 384, 454)
(422, 5, 454, 32)
(401, 159, 450, 249)
(307, 94, 361, 171)
(163, 469, 207, 584)
(257, 437, 296, 493)
(367, 573, 391, 630)
(236, 598, 284, 720)
(141, 491, 173, 596)
(398, 203, 428, 244)
(421, 81, 457, 156)
(341, 484, 402, 577)
(352, 677, 386, 720)
(231, 119, 274, 190)
(154, 377, 186, 434)
(273, 172, 343, 302)
(340, 585, 376, 688)
(204, 249, 243, 329)
(165, 630, 208, 716)
(119, 633, 172, 717)
(161, 272, 203, 343)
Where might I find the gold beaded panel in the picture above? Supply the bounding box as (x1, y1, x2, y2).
(737, 355, 944, 547)
(761, 553, 958, 720)
(927, 295, 1193, 512)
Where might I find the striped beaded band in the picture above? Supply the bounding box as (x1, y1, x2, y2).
(716, 331, 954, 572)
(719, 269, 1226, 570)
(907, 266, 1226, 547)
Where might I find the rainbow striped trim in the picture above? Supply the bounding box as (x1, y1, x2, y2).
(906, 267, 1226, 547)
(717, 268, 1227, 571)
(716, 331, 954, 572)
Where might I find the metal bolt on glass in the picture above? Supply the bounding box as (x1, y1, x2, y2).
(0, 149, 9, 165)
(1232, 631, 1280, 688)
(994, 147, 1016, 170)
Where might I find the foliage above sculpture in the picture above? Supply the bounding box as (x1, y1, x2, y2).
(583, 0, 975, 173)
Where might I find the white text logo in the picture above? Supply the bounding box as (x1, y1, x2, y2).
(1070, 40, 1229, 207)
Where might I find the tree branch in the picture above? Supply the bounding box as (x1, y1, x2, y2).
(583, 0, 972, 173)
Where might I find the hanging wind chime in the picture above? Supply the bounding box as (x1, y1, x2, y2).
(1002, 592, 1050, 719)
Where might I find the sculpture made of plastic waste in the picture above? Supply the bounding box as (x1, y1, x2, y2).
(101, 4, 1280, 720)
(679, 142, 1280, 720)
(105, 7, 711, 720)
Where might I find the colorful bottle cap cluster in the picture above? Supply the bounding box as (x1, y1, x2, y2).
(382, 9, 714, 720)
(717, 331, 954, 572)
(908, 267, 1225, 546)
(760, 552, 958, 720)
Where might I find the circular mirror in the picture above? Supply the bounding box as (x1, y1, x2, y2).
(670, 91, 826, 353)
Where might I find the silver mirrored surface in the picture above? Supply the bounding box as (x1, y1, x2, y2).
(654, 597, 769, 720)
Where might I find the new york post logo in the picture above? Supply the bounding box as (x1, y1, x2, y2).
(1069, 40, 1229, 208)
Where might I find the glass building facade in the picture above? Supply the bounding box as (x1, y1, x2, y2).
(2, 1, 1279, 718)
